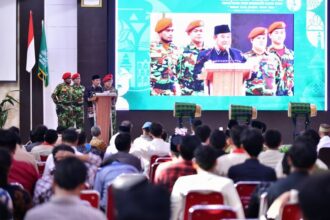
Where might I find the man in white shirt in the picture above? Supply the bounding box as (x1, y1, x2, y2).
(31, 129, 58, 161)
(259, 129, 284, 169)
(171, 146, 244, 220)
(131, 122, 170, 175)
(131, 121, 152, 153)
(317, 123, 330, 152)
(215, 125, 249, 176)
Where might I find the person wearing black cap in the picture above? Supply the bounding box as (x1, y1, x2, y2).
(84, 74, 104, 126)
(193, 24, 246, 94)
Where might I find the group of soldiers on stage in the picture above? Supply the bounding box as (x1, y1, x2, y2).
(51, 73, 118, 130)
(150, 18, 294, 96)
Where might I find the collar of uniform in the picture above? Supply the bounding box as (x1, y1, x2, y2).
(214, 47, 228, 55)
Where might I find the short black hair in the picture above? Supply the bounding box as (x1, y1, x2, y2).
(33, 125, 48, 142)
(44, 129, 58, 145)
(8, 126, 21, 145)
(194, 146, 217, 171)
(210, 130, 226, 150)
(180, 135, 201, 161)
(227, 119, 238, 129)
(56, 125, 66, 134)
(115, 133, 131, 152)
(288, 137, 317, 169)
(150, 123, 163, 137)
(170, 135, 182, 157)
(191, 119, 202, 132)
(52, 144, 75, 164)
(264, 129, 282, 149)
(241, 128, 264, 157)
(62, 128, 78, 144)
(118, 120, 133, 133)
(300, 129, 320, 150)
(54, 157, 87, 190)
(299, 173, 330, 220)
(251, 120, 267, 133)
(0, 148, 12, 187)
(230, 125, 246, 148)
(195, 125, 211, 143)
(0, 129, 17, 153)
(77, 131, 87, 146)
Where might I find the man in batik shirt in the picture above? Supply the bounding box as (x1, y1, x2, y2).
(244, 27, 284, 96)
(150, 17, 181, 95)
(268, 21, 294, 96)
(176, 20, 205, 95)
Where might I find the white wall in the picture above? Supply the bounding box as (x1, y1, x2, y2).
(0, 0, 16, 81)
(44, 0, 77, 129)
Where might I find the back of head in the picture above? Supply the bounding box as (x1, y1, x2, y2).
(54, 157, 87, 190)
(319, 123, 330, 136)
(62, 128, 78, 145)
(300, 129, 320, 150)
(56, 125, 66, 135)
(170, 135, 182, 157)
(77, 131, 87, 146)
(241, 128, 264, 157)
(91, 126, 101, 137)
(118, 120, 133, 133)
(150, 122, 163, 138)
(115, 133, 132, 152)
(194, 146, 217, 171)
(33, 124, 48, 142)
(191, 119, 202, 132)
(0, 148, 12, 186)
(45, 129, 58, 145)
(0, 129, 17, 153)
(230, 125, 246, 148)
(8, 126, 21, 145)
(264, 129, 282, 149)
(288, 137, 317, 169)
(251, 120, 267, 133)
(210, 130, 226, 150)
(180, 135, 201, 161)
(195, 125, 211, 143)
(52, 144, 75, 164)
(299, 173, 330, 220)
(227, 119, 238, 129)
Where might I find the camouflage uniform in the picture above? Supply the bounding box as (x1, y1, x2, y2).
(268, 46, 294, 96)
(104, 86, 118, 134)
(244, 50, 285, 96)
(71, 84, 85, 130)
(176, 43, 205, 95)
(51, 83, 74, 128)
(150, 41, 180, 95)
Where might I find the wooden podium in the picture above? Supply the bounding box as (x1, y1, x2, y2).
(94, 92, 117, 145)
(204, 63, 251, 96)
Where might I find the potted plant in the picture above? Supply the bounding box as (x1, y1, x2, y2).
(0, 90, 19, 128)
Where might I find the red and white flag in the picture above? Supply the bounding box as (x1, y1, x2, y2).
(26, 11, 36, 73)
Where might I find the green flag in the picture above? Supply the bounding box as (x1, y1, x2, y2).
(37, 21, 49, 87)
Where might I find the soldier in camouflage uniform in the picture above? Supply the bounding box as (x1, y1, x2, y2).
(103, 74, 118, 135)
(268, 21, 294, 96)
(176, 20, 206, 95)
(71, 73, 85, 130)
(51, 72, 74, 128)
(244, 27, 285, 96)
(150, 17, 180, 96)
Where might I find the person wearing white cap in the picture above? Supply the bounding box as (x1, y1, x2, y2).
(317, 123, 330, 152)
(130, 122, 153, 154)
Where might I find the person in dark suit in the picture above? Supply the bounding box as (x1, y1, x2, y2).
(266, 136, 317, 206)
(228, 128, 277, 183)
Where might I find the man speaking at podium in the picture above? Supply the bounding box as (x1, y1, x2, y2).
(193, 24, 246, 93)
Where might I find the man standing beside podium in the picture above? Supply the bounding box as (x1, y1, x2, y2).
(71, 73, 85, 130)
(193, 24, 246, 94)
(84, 74, 104, 126)
(244, 27, 284, 96)
(103, 74, 118, 134)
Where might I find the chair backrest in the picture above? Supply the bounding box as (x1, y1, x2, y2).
(184, 190, 224, 220)
(149, 154, 170, 177)
(37, 162, 46, 175)
(107, 185, 115, 220)
(150, 162, 161, 184)
(258, 192, 268, 218)
(318, 147, 330, 168)
(188, 204, 237, 220)
(279, 203, 303, 220)
(155, 156, 172, 163)
(80, 190, 100, 208)
(235, 181, 260, 215)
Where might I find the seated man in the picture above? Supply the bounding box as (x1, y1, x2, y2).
(171, 146, 244, 219)
(155, 135, 199, 192)
(228, 128, 277, 182)
(31, 129, 58, 161)
(25, 157, 106, 220)
(258, 129, 283, 169)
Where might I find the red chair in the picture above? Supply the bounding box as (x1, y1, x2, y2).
(235, 181, 260, 215)
(280, 203, 303, 220)
(188, 204, 237, 220)
(149, 154, 170, 177)
(40, 154, 48, 162)
(155, 156, 172, 163)
(184, 190, 224, 220)
(37, 162, 46, 175)
(107, 185, 115, 220)
(150, 162, 161, 183)
(80, 190, 100, 208)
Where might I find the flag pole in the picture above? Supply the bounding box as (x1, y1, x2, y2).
(30, 69, 33, 130)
